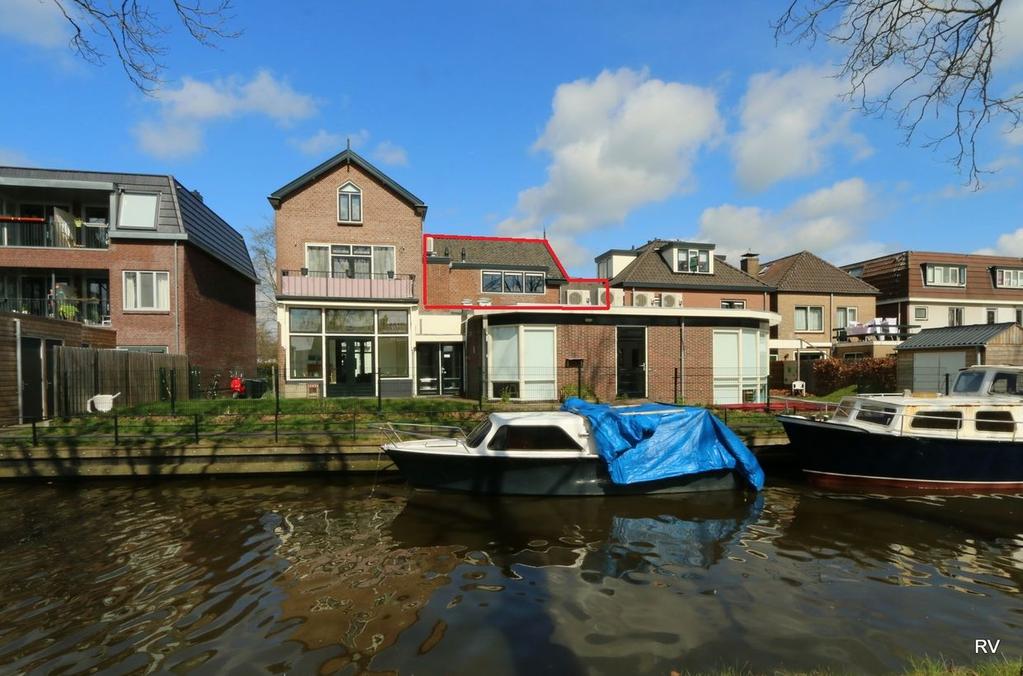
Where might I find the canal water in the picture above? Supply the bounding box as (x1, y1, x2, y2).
(0, 476, 1020, 674)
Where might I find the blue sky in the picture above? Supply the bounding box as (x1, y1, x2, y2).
(1, 0, 1021, 273)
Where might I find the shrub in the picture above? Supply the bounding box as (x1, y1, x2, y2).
(812, 357, 897, 394)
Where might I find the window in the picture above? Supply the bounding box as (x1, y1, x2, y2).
(378, 336, 409, 377)
(123, 271, 169, 311)
(794, 306, 824, 332)
(307, 243, 395, 278)
(846, 266, 864, 278)
(117, 192, 158, 229)
(976, 410, 1015, 433)
(995, 268, 1023, 288)
(325, 309, 373, 333)
(306, 245, 329, 274)
(953, 371, 986, 394)
(989, 372, 1023, 395)
(836, 307, 858, 328)
(487, 425, 582, 451)
(948, 307, 965, 326)
(1017, 308, 1023, 326)
(337, 183, 362, 223)
(987, 308, 998, 324)
(289, 308, 322, 333)
(721, 300, 746, 309)
(676, 247, 711, 273)
(914, 306, 929, 321)
(481, 270, 545, 294)
(466, 419, 493, 447)
(856, 405, 896, 426)
(289, 335, 322, 379)
(377, 309, 409, 334)
(910, 410, 962, 430)
(924, 263, 966, 287)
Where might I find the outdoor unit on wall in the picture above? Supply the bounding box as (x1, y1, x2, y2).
(567, 290, 588, 305)
(425, 236, 435, 255)
(595, 288, 625, 306)
(477, 297, 492, 306)
(661, 293, 683, 308)
(633, 292, 653, 307)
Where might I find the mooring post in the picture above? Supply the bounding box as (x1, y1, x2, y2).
(113, 415, 119, 446)
(193, 414, 200, 444)
(31, 419, 37, 446)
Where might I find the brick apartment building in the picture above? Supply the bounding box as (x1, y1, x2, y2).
(0, 166, 258, 379)
(270, 149, 780, 404)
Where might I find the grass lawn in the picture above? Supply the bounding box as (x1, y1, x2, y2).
(806, 385, 858, 403)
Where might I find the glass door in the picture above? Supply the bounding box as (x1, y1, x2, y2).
(440, 343, 463, 395)
(616, 327, 646, 398)
(326, 337, 375, 396)
(416, 344, 440, 395)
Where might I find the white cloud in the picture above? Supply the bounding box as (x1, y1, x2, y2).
(294, 129, 344, 156)
(697, 177, 889, 265)
(996, 0, 1023, 66)
(135, 70, 317, 159)
(498, 67, 722, 237)
(372, 140, 408, 166)
(0, 0, 67, 48)
(733, 66, 869, 191)
(1006, 125, 1023, 147)
(977, 228, 1023, 256)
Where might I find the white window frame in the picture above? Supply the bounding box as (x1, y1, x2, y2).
(948, 306, 966, 326)
(486, 324, 558, 400)
(675, 247, 712, 274)
(924, 263, 966, 287)
(995, 268, 1023, 288)
(836, 306, 858, 328)
(116, 192, 160, 230)
(122, 270, 169, 311)
(914, 306, 929, 321)
(987, 308, 998, 324)
(304, 242, 395, 277)
(794, 305, 824, 333)
(337, 182, 363, 224)
(721, 300, 746, 309)
(480, 270, 547, 295)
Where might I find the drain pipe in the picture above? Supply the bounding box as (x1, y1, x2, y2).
(15, 318, 22, 423)
(173, 240, 181, 353)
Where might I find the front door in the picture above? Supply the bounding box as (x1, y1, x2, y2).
(616, 327, 646, 398)
(416, 343, 464, 396)
(326, 337, 375, 397)
(44, 339, 62, 417)
(19, 337, 42, 421)
(416, 344, 440, 395)
(440, 343, 463, 395)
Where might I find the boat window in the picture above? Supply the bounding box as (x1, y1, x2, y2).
(488, 425, 583, 451)
(466, 419, 493, 447)
(952, 371, 986, 394)
(855, 406, 895, 426)
(975, 410, 1015, 433)
(910, 410, 962, 430)
(832, 403, 852, 420)
(989, 372, 1023, 395)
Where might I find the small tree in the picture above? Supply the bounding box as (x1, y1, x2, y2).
(248, 219, 279, 364)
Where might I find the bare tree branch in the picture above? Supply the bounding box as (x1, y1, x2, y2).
(50, 0, 240, 93)
(775, 0, 1022, 186)
(247, 219, 279, 363)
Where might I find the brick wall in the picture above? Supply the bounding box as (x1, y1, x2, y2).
(107, 239, 180, 350)
(681, 325, 714, 405)
(557, 323, 617, 401)
(426, 263, 561, 307)
(274, 162, 424, 298)
(773, 292, 877, 354)
(181, 245, 257, 376)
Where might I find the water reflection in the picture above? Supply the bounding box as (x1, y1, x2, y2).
(0, 479, 1019, 675)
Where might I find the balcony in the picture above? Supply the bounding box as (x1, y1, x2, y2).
(0, 296, 111, 325)
(279, 270, 416, 301)
(0, 216, 109, 249)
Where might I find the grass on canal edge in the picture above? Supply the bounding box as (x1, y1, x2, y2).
(680, 656, 1023, 675)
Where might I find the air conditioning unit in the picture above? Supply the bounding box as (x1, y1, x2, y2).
(595, 288, 625, 306)
(633, 292, 653, 307)
(567, 290, 588, 305)
(477, 297, 492, 306)
(661, 292, 683, 308)
(425, 236, 435, 255)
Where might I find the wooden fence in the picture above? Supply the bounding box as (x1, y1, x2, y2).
(54, 347, 190, 416)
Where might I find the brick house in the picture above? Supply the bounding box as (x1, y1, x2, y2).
(0, 166, 257, 380)
(755, 250, 881, 360)
(842, 251, 1023, 331)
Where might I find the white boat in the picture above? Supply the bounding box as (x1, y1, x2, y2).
(779, 365, 1023, 489)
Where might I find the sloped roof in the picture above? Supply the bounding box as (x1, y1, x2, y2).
(898, 323, 1018, 350)
(267, 149, 426, 211)
(428, 236, 567, 282)
(173, 180, 257, 281)
(611, 240, 770, 290)
(759, 250, 878, 294)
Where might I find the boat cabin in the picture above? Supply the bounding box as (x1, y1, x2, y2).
(464, 412, 596, 455)
(949, 365, 1023, 397)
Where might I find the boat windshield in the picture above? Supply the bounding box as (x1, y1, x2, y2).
(466, 418, 493, 447)
(989, 372, 1023, 396)
(953, 370, 986, 394)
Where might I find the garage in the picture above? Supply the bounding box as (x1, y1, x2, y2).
(896, 323, 1023, 393)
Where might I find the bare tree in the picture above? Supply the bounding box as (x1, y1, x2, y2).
(775, 0, 1021, 185)
(52, 0, 239, 92)
(247, 220, 279, 364)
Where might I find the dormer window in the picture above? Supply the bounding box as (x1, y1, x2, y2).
(995, 268, 1023, 288)
(337, 183, 363, 223)
(924, 263, 965, 287)
(676, 247, 711, 273)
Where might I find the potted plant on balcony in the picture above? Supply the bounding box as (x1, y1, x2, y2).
(58, 301, 79, 321)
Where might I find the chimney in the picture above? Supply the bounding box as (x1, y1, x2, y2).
(191, 189, 203, 202)
(740, 252, 760, 276)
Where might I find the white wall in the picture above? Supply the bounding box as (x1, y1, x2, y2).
(908, 303, 1023, 331)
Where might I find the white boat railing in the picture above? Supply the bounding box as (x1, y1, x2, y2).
(374, 422, 468, 445)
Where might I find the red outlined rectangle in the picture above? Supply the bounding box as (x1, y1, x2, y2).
(422, 233, 611, 311)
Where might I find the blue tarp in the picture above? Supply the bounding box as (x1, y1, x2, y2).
(560, 398, 765, 490)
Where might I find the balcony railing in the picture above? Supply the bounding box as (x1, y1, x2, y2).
(0, 297, 111, 325)
(0, 217, 109, 249)
(279, 270, 416, 300)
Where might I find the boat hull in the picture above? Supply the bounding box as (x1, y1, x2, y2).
(383, 449, 740, 496)
(780, 416, 1023, 490)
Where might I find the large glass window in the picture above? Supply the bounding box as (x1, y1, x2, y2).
(482, 272, 502, 293)
(836, 307, 858, 328)
(525, 273, 546, 294)
(290, 336, 322, 379)
(996, 268, 1023, 288)
(321, 244, 394, 278)
(490, 326, 519, 395)
(337, 183, 362, 223)
(503, 272, 524, 293)
(924, 263, 966, 287)
(795, 306, 824, 332)
(488, 425, 582, 451)
(378, 336, 409, 377)
(377, 309, 408, 333)
(289, 308, 322, 333)
(676, 247, 711, 273)
(481, 270, 545, 294)
(117, 192, 158, 229)
(306, 245, 329, 274)
(123, 271, 169, 311)
(325, 309, 373, 333)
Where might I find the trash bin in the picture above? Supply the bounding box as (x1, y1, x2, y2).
(244, 378, 268, 399)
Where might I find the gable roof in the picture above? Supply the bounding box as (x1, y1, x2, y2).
(759, 250, 879, 295)
(898, 323, 1018, 350)
(427, 235, 567, 282)
(610, 240, 770, 291)
(173, 180, 257, 281)
(267, 148, 426, 212)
